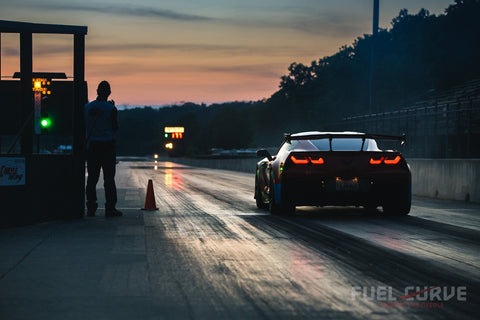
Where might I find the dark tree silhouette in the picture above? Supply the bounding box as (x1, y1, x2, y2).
(117, 1, 480, 156)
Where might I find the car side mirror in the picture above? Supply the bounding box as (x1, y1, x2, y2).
(256, 149, 273, 161)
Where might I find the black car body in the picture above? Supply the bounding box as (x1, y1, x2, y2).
(255, 131, 411, 215)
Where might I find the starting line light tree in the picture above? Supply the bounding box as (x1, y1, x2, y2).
(164, 126, 185, 156)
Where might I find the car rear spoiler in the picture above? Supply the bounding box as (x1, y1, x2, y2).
(284, 133, 406, 151)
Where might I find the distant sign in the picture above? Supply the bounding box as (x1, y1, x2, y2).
(164, 127, 184, 133)
(0, 158, 26, 186)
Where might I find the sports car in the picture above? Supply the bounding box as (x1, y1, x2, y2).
(255, 131, 411, 215)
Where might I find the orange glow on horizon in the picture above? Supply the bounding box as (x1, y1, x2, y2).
(0, 1, 453, 106)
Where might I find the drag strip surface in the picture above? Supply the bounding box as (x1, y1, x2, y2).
(121, 161, 480, 320)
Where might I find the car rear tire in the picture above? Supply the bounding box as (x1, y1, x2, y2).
(383, 186, 411, 216)
(363, 205, 379, 216)
(255, 175, 268, 210)
(269, 178, 295, 216)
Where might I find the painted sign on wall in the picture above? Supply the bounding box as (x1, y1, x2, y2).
(0, 157, 26, 186)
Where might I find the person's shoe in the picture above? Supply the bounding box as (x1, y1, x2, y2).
(105, 208, 123, 217)
(86, 203, 98, 217)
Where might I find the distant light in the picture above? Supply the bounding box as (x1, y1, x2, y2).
(165, 143, 173, 149)
(154, 154, 158, 159)
(164, 133, 168, 138)
(172, 132, 183, 139)
(165, 127, 184, 133)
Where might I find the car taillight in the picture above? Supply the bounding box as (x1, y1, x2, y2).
(290, 155, 309, 164)
(309, 157, 324, 164)
(370, 157, 384, 165)
(370, 156, 401, 165)
(290, 155, 324, 164)
(384, 156, 401, 164)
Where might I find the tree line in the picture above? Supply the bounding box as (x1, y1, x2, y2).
(117, 0, 480, 156)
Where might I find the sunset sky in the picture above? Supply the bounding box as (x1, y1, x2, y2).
(1, 0, 453, 106)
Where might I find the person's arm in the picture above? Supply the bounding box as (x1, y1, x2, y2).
(111, 106, 119, 132)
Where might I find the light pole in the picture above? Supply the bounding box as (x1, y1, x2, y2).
(369, 0, 379, 115)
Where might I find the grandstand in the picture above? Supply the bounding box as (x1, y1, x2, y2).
(329, 79, 480, 158)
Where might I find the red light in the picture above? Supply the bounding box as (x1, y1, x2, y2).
(370, 157, 384, 165)
(309, 157, 324, 164)
(384, 155, 401, 164)
(291, 155, 308, 164)
(172, 132, 183, 139)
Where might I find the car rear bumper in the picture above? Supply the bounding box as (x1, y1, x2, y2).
(281, 174, 411, 207)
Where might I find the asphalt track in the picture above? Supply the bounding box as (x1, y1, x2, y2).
(1, 160, 479, 319)
(127, 161, 480, 319)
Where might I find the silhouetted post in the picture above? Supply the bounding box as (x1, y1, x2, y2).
(0, 33, 2, 76)
(0, 32, 2, 152)
(20, 31, 33, 154)
(369, 0, 379, 115)
(73, 33, 87, 217)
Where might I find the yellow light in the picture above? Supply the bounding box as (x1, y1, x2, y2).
(47, 91, 51, 95)
(154, 154, 158, 159)
(164, 127, 184, 133)
(165, 143, 173, 149)
(32, 78, 47, 92)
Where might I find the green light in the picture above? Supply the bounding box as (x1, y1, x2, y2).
(164, 133, 168, 138)
(40, 118, 51, 128)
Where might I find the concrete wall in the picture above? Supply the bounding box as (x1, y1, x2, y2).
(408, 159, 480, 203)
(167, 157, 480, 203)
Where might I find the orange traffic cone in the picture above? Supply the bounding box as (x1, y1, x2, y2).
(141, 179, 158, 210)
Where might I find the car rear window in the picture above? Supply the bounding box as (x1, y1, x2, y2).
(310, 138, 373, 151)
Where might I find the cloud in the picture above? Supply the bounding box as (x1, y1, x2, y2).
(22, 1, 213, 22)
(227, 10, 369, 39)
(2, 39, 323, 61)
(86, 59, 283, 80)
(1, 47, 20, 56)
(290, 13, 369, 37)
(86, 42, 316, 57)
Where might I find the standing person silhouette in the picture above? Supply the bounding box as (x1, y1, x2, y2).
(85, 81, 122, 217)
